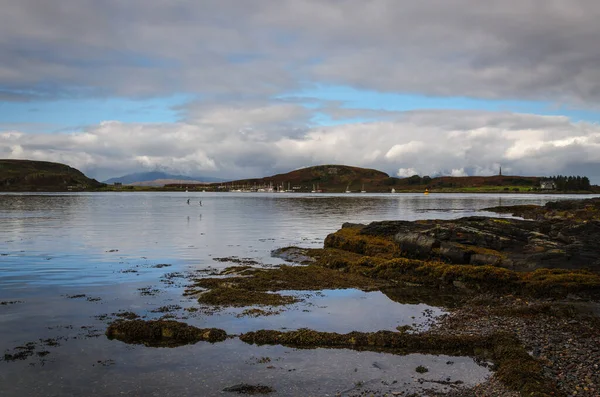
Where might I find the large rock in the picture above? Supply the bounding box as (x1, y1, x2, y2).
(356, 216, 600, 272)
(394, 233, 439, 259)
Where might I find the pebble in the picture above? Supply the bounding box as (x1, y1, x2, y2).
(426, 296, 600, 397)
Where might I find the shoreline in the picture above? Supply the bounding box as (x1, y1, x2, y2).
(2, 195, 599, 396)
(1, 188, 599, 195)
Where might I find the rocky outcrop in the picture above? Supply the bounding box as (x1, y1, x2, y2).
(485, 197, 600, 222)
(328, 216, 600, 272)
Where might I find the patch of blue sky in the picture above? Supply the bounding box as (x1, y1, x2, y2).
(309, 112, 378, 127)
(0, 94, 193, 132)
(284, 85, 600, 124)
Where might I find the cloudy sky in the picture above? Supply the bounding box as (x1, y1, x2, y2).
(2, 0, 600, 182)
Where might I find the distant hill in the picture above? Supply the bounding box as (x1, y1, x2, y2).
(201, 165, 547, 193)
(128, 179, 209, 187)
(104, 171, 225, 185)
(203, 164, 390, 192)
(0, 159, 104, 191)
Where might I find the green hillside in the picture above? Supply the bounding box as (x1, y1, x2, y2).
(0, 160, 105, 191)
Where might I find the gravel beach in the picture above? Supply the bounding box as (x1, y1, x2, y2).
(428, 296, 600, 397)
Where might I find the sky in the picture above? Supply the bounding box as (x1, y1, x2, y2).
(2, 1, 600, 182)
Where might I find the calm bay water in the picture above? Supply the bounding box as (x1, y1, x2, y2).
(0, 192, 594, 396)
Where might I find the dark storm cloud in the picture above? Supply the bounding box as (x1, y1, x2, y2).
(1, 0, 600, 102)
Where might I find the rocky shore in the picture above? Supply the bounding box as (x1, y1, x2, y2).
(103, 198, 600, 396)
(424, 294, 599, 397)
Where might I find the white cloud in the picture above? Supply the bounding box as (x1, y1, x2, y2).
(450, 168, 468, 177)
(385, 141, 426, 160)
(4, 108, 600, 182)
(397, 168, 419, 178)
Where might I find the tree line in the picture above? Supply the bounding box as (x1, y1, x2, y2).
(547, 175, 591, 191)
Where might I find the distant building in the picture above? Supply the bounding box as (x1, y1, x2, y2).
(540, 180, 556, 190)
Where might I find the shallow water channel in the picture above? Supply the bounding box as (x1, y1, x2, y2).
(1, 192, 592, 396)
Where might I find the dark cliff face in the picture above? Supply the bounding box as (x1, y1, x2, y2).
(0, 159, 105, 191)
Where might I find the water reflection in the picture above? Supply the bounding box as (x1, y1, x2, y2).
(193, 289, 444, 334)
(0, 192, 594, 288)
(0, 337, 490, 397)
(2, 192, 591, 396)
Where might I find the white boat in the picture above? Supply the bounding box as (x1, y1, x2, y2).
(345, 183, 351, 193)
(391, 188, 396, 193)
(360, 184, 366, 193)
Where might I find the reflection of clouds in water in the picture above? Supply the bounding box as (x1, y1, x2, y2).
(202, 289, 445, 335)
(0, 334, 490, 396)
(0, 192, 589, 287)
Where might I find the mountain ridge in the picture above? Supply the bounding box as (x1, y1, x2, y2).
(104, 171, 225, 184)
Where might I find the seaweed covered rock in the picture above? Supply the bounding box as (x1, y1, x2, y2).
(188, 263, 387, 307)
(485, 197, 600, 222)
(197, 288, 299, 307)
(325, 215, 600, 272)
(240, 328, 486, 353)
(222, 384, 274, 394)
(105, 320, 227, 347)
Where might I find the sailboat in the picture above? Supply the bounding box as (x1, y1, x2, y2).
(360, 184, 366, 193)
(345, 183, 351, 193)
(391, 188, 396, 193)
(424, 188, 429, 195)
